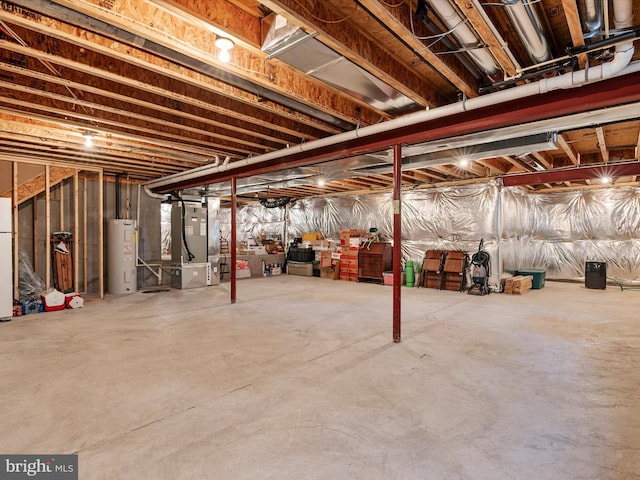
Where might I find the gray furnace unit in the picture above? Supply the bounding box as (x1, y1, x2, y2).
(171, 202, 208, 264)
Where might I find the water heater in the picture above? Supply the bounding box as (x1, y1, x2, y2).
(107, 219, 137, 294)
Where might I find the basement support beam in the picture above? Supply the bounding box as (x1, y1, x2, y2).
(73, 171, 79, 294)
(392, 143, 402, 343)
(83, 178, 88, 295)
(12, 162, 19, 299)
(230, 177, 237, 304)
(45, 166, 51, 291)
(98, 171, 104, 299)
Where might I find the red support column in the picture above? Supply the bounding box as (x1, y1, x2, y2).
(392, 143, 402, 343)
(230, 177, 237, 304)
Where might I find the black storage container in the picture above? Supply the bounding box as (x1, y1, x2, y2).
(585, 261, 606, 289)
(288, 247, 315, 263)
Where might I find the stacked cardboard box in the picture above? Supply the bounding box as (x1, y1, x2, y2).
(338, 247, 360, 281)
(504, 275, 533, 294)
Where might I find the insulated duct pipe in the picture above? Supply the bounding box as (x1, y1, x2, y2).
(502, 0, 551, 64)
(426, 0, 499, 76)
(145, 0, 637, 193)
(582, 0, 604, 33)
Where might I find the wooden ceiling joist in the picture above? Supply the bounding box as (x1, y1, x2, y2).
(34, 0, 383, 127)
(259, 0, 439, 108)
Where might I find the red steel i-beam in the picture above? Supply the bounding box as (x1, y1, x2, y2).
(230, 176, 237, 304)
(393, 143, 402, 343)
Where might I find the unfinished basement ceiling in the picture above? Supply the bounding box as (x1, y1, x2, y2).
(0, 0, 639, 202)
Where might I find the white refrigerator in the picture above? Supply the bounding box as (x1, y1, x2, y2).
(0, 198, 12, 320)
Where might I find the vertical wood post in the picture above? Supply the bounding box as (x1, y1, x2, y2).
(98, 171, 104, 299)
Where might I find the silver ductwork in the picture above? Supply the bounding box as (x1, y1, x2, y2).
(262, 15, 419, 114)
(502, 0, 551, 64)
(580, 0, 604, 35)
(425, 0, 499, 76)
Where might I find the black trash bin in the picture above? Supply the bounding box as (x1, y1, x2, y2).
(585, 261, 606, 289)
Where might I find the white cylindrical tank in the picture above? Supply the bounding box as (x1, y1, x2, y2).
(107, 219, 138, 294)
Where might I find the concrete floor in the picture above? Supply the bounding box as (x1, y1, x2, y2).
(1, 277, 639, 479)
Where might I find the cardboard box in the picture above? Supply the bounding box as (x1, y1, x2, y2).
(320, 250, 333, 268)
(320, 266, 338, 280)
(302, 232, 321, 243)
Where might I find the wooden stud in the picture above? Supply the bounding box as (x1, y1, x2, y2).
(596, 127, 609, 164)
(98, 170, 104, 299)
(560, 0, 587, 68)
(558, 134, 580, 165)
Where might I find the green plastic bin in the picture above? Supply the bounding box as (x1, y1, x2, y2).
(516, 269, 546, 289)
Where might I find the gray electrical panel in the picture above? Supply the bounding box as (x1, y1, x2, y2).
(171, 202, 208, 264)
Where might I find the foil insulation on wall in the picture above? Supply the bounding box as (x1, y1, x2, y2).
(501, 186, 640, 283)
(219, 183, 640, 285)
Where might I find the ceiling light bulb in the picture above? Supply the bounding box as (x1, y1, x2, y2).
(218, 49, 231, 63)
(601, 176, 611, 184)
(215, 37, 234, 50)
(317, 178, 326, 187)
(83, 133, 93, 147)
(459, 158, 469, 168)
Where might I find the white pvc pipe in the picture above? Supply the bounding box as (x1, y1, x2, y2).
(145, 0, 636, 192)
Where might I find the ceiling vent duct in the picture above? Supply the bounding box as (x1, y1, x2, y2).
(579, 0, 604, 37)
(421, 0, 500, 78)
(262, 15, 419, 115)
(502, 0, 551, 64)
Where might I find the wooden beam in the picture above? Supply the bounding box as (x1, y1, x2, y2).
(0, 12, 343, 138)
(259, 0, 440, 108)
(531, 151, 553, 169)
(150, 0, 263, 48)
(98, 170, 104, 299)
(354, 0, 478, 99)
(0, 58, 332, 142)
(596, 126, 609, 163)
(558, 133, 580, 165)
(0, 79, 283, 154)
(560, 0, 587, 68)
(26, 0, 381, 126)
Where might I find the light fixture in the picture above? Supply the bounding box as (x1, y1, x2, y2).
(215, 36, 234, 63)
(459, 158, 469, 168)
(83, 132, 94, 147)
(317, 178, 326, 187)
(401, 133, 558, 170)
(601, 176, 611, 184)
